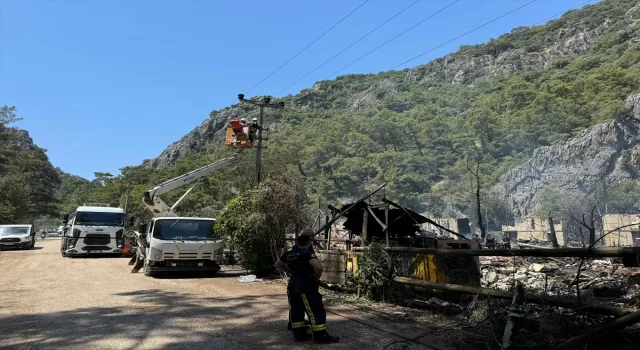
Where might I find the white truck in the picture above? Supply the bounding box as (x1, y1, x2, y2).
(60, 204, 126, 257)
(129, 153, 243, 277)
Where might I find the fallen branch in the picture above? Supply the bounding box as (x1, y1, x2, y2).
(393, 277, 636, 316)
(554, 310, 640, 350)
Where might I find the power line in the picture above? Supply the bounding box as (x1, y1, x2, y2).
(390, 0, 538, 71)
(326, 0, 460, 80)
(244, 0, 369, 95)
(275, 0, 421, 96)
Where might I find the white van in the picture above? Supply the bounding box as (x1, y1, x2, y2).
(60, 205, 125, 257)
(0, 224, 36, 250)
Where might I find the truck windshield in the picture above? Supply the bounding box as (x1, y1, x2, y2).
(0, 227, 29, 236)
(75, 212, 124, 226)
(152, 219, 217, 241)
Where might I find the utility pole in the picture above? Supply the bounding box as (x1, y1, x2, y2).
(237, 94, 284, 187)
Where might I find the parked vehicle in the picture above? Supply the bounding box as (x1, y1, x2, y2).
(129, 155, 242, 276)
(60, 204, 125, 257)
(0, 224, 36, 250)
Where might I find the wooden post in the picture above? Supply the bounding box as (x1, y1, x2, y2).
(501, 282, 525, 349)
(385, 203, 393, 280)
(326, 215, 331, 249)
(384, 203, 390, 247)
(362, 208, 369, 246)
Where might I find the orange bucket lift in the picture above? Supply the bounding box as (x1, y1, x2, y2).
(225, 119, 254, 149)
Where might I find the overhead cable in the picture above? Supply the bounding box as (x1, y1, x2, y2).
(244, 0, 370, 94)
(390, 0, 538, 71)
(326, 0, 460, 79)
(275, 0, 421, 96)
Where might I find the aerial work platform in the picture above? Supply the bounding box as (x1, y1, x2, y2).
(225, 119, 253, 149)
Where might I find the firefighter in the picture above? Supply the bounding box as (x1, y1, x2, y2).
(486, 234, 496, 249)
(275, 229, 339, 343)
(286, 240, 315, 331)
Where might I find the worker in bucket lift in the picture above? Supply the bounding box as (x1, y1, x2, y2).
(275, 229, 339, 343)
(230, 118, 248, 145)
(248, 117, 259, 143)
(239, 118, 249, 135)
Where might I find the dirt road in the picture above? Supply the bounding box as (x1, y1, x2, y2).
(0, 239, 433, 350)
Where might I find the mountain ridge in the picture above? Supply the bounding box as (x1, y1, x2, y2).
(149, 0, 639, 169)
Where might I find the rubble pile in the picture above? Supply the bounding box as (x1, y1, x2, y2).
(480, 256, 640, 300)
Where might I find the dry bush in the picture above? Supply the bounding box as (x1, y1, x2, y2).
(215, 173, 310, 276)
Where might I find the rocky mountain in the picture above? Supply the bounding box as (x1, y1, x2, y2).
(498, 93, 640, 217)
(102, 0, 640, 220)
(148, 0, 640, 169)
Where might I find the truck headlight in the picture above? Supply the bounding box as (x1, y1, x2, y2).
(214, 248, 223, 257)
(22, 235, 32, 241)
(150, 247, 163, 260)
(68, 238, 77, 248)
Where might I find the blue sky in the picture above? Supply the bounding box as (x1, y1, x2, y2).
(0, 0, 598, 180)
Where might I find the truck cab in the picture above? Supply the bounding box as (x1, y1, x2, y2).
(133, 216, 224, 276)
(60, 205, 125, 257)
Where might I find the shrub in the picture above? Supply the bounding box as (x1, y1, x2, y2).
(215, 174, 310, 277)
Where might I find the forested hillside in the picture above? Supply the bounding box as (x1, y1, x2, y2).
(0, 106, 60, 223)
(8, 0, 640, 228)
(0, 106, 117, 226)
(115, 0, 639, 226)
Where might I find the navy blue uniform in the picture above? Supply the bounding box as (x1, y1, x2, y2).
(280, 245, 327, 333)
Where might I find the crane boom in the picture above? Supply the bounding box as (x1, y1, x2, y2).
(142, 152, 244, 217)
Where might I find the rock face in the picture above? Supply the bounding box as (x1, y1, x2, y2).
(497, 93, 640, 217)
(144, 106, 247, 168)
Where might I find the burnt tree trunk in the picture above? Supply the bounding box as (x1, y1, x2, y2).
(467, 157, 486, 240)
(548, 216, 560, 248)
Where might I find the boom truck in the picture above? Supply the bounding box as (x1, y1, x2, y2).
(129, 95, 282, 276)
(128, 153, 243, 276)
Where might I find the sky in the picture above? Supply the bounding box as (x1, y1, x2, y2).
(0, 0, 600, 180)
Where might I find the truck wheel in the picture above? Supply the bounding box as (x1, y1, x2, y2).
(143, 261, 155, 277)
(61, 238, 68, 257)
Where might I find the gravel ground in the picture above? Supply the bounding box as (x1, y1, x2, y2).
(0, 238, 436, 350)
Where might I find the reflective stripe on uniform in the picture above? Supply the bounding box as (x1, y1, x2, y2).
(311, 324, 327, 331)
(301, 294, 316, 327)
(301, 293, 326, 332)
(291, 321, 306, 329)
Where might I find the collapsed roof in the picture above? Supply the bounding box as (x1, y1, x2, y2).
(337, 201, 429, 240)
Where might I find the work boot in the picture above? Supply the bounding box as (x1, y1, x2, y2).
(292, 328, 311, 342)
(312, 330, 340, 344)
